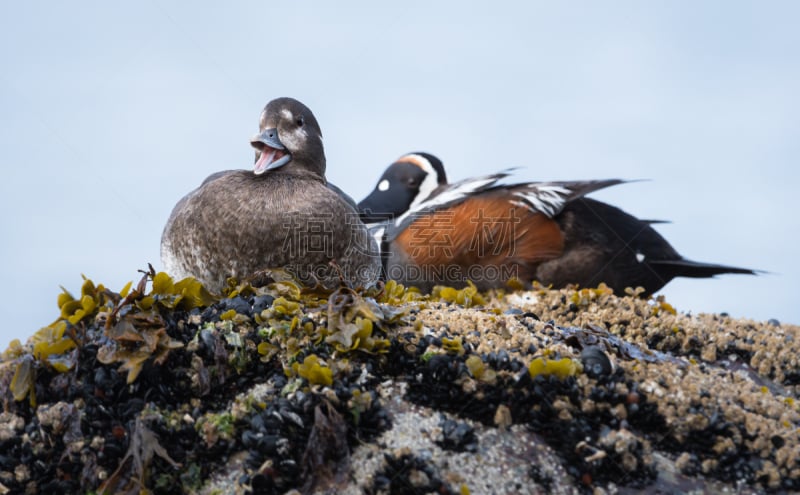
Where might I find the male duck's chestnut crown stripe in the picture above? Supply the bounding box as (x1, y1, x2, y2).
(358, 152, 757, 295)
(161, 97, 380, 292)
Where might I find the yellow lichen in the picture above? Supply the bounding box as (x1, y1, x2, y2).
(323, 287, 394, 354)
(569, 284, 613, 307)
(57, 277, 120, 325)
(465, 354, 496, 384)
(257, 341, 278, 361)
(219, 309, 237, 321)
(148, 271, 216, 310)
(31, 321, 76, 372)
(505, 277, 525, 291)
(326, 317, 390, 354)
(434, 281, 486, 307)
(378, 279, 424, 304)
(652, 295, 677, 316)
(9, 355, 36, 406)
(223, 280, 257, 299)
(528, 357, 580, 379)
(1, 339, 24, 361)
(271, 297, 301, 316)
(442, 336, 465, 356)
(292, 354, 333, 386)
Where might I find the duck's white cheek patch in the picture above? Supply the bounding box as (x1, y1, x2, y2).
(378, 180, 390, 192)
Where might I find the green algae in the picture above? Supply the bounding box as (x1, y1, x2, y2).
(528, 356, 581, 379)
(293, 354, 333, 386)
(433, 281, 486, 307)
(442, 336, 466, 356)
(2, 267, 221, 398)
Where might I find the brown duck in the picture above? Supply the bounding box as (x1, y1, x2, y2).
(161, 97, 380, 291)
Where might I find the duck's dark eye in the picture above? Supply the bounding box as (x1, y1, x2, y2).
(296, 116, 305, 127)
(407, 178, 419, 187)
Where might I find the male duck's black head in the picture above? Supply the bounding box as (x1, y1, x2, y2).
(250, 97, 326, 178)
(358, 152, 447, 223)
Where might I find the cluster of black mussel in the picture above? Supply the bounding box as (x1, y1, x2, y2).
(0, 274, 790, 494)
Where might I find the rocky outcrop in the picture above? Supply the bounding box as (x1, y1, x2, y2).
(1, 269, 798, 494)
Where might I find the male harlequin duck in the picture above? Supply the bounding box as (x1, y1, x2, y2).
(161, 97, 380, 292)
(358, 152, 756, 295)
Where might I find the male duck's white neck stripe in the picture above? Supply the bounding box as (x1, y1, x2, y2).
(404, 154, 439, 210)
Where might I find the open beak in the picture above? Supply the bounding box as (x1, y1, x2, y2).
(250, 128, 291, 174)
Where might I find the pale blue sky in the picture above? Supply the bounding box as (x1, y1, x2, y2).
(1, 2, 798, 348)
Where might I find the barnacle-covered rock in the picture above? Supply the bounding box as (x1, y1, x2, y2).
(1, 271, 799, 494)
